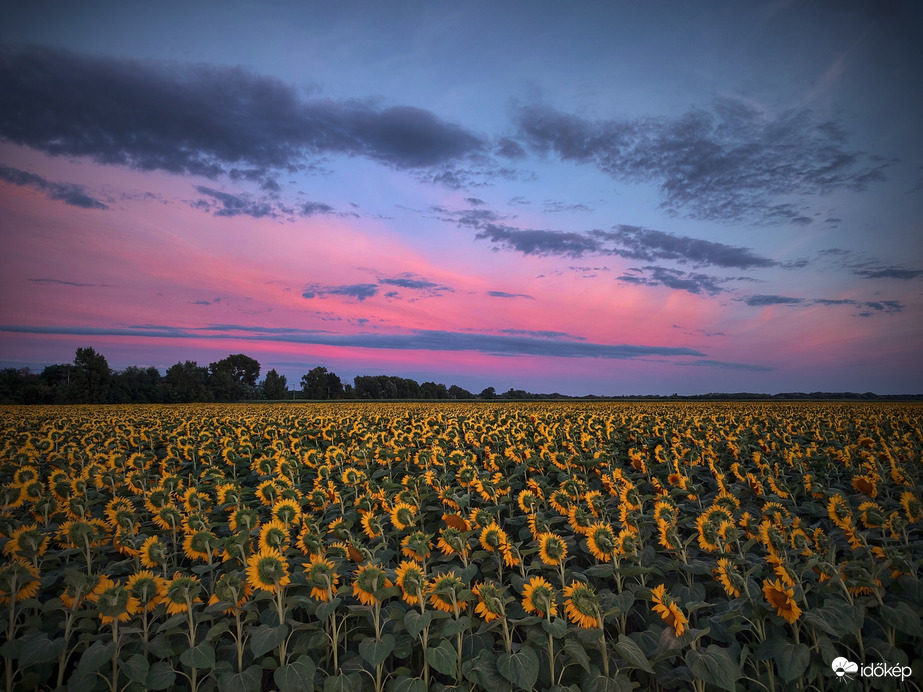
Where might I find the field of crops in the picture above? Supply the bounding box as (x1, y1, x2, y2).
(1, 401, 921, 692)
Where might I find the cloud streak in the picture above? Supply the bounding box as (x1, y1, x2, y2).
(0, 323, 707, 360)
(0, 164, 108, 209)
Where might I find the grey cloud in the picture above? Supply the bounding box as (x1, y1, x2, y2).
(853, 267, 923, 280)
(495, 138, 527, 159)
(678, 359, 775, 372)
(0, 164, 108, 209)
(301, 201, 335, 216)
(302, 283, 379, 301)
(544, 201, 593, 213)
(498, 328, 586, 341)
(598, 225, 775, 269)
(616, 266, 727, 295)
(475, 223, 603, 257)
(28, 278, 106, 287)
(194, 186, 276, 218)
(743, 294, 805, 306)
(487, 291, 534, 299)
(0, 46, 485, 182)
(0, 323, 706, 360)
(514, 98, 887, 223)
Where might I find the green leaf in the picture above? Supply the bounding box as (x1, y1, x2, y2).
(543, 617, 568, 639)
(443, 616, 471, 637)
(77, 641, 115, 674)
(17, 633, 65, 667)
(563, 638, 591, 674)
(772, 640, 810, 683)
(389, 676, 428, 692)
(803, 603, 863, 638)
(324, 672, 364, 692)
(122, 653, 150, 684)
(405, 610, 434, 639)
(615, 633, 654, 674)
(180, 642, 216, 670)
(206, 619, 231, 641)
(497, 645, 540, 691)
(316, 597, 342, 621)
(685, 645, 739, 692)
(360, 634, 396, 667)
(249, 623, 289, 658)
(426, 640, 458, 678)
(146, 662, 177, 691)
(585, 674, 634, 692)
(881, 604, 923, 636)
(274, 655, 317, 692)
(218, 665, 263, 692)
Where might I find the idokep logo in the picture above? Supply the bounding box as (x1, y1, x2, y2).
(831, 656, 912, 683)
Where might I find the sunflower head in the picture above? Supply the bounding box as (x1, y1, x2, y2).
(353, 563, 392, 606)
(480, 522, 508, 552)
(563, 580, 600, 628)
(164, 573, 203, 615)
(0, 560, 40, 605)
(394, 560, 426, 605)
(259, 520, 291, 553)
(401, 531, 432, 562)
(538, 532, 568, 566)
(390, 502, 417, 532)
(762, 577, 801, 624)
(522, 576, 557, 618)
(473, 581, 505, 623)
(650, 583, 687, 636)
(94, 576, 139, 624)
(126, 570, 166, 612)
(272, 498, 302, 526)
(587, 522, 616, 562)
(246, 548, 291, 594)
(714, 558, 744, 599)
(429, 571, 469, 614)
(305, 555, 340, 602)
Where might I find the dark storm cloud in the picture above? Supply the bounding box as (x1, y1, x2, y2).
(514, 98, 887, 223)
(302, 283, 379, 301)
(0, 164, 108, 209)
(616, 266, 727, 295)
(0, 46, 485, 181)
(0, 323, 706, 360)
(487, 291, 534, 299)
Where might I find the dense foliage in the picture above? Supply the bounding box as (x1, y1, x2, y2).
(1, 402, 921, 691)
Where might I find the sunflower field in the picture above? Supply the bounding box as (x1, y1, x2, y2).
(1, 401, 921, 692)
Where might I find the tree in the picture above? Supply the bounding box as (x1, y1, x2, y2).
(448, 384, 473, 399)
(479, 386, 497, 400)
(262, 369, 288, 399)
(69, 347, 110, 403)
(164, 361, 212, 403)
(302, 366, 342, 399)
(209, 354, 261, 401)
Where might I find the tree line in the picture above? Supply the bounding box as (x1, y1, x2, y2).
(0, 348, 493, 404)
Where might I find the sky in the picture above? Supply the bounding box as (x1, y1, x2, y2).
(1, 0, 921, 395)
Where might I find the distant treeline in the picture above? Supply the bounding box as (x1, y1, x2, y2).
(0, 347, 918, 404)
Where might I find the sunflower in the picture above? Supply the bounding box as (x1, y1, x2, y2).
(227, 507, 259, 535)
(518, 490, 541, 514)
(714, 558, 743, 598)
(271, 498, 302, 526)
(256, 480, 282, 506)
(394, 560, 426, 606)
(361, 511, 385, 540)
(429, 571, 469, 614)
(216, 483, 241, 507)
(209, 572, 251, 614)
(563, 580, 600, 628)
(401, 531, 432, 562)
(901, 491, 922, 523)
(125, 570, 165, 612)
(827, 494, 852, 528)
(437, 527, 468, 558)
(182, 529, 219, 563)
(502, 542, 521, 568)
(246, 547, 291, 594)
(656, 518, 679, 551)
(762, 578, 801, 624)
(651, 584, 687, 636)
(296, 525, 324, 557)
(259, 520, 291, 553)
(390, 502, 417, 531)
(61, 573, 100, 610)
(473, 581, 505, 623)
(614, 527, 640, 558)
(93, 576, 139, 624)
(568, 506, 595, 537)
(139, 535, 168, 570)
(352, 563, 392, 606)
(586, 522, 616, 562)
(305, 554, 340, 602)
(164, 573, 203, 615)
(3, 524, 49, 563)
(152, 505, 183, 532)
(442, 513, 470, 532)
(522, 576, 557, 618)
(480, 522, 508, 552)
(0, 560, 40, 604)
(537, 532, 568, 566)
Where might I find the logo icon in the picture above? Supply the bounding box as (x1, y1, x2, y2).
(832, 657, 859, 680)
